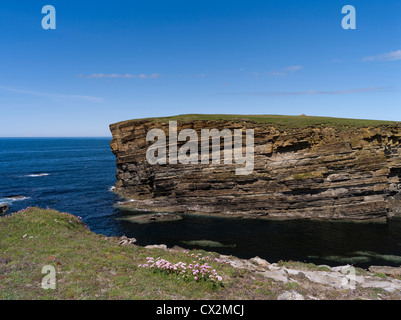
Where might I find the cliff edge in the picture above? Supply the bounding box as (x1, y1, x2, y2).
(110, 115, 401, 221)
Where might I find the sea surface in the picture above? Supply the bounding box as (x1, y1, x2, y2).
(1, 138, 401, 268)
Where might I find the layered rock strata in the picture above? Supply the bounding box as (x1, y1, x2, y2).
(110, 119, 401, 221)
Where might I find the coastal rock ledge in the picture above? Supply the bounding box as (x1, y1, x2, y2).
(110, 118, 401, 221)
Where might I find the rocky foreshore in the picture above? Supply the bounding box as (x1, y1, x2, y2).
(133, 240, 401, 300)
(3, 207, 401, 300)
(110, 118, 401, 221)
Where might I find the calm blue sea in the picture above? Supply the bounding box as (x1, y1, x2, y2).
(2, 138, 401, 268)
(0, 138, 120, 235)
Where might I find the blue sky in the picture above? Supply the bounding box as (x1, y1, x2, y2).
(0, 0, 400, 136)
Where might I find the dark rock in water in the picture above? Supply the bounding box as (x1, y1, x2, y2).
(182, 240, 236, 248)
(4, 195, 26, 200)
(120, 213, 182, 224)
(0, 204, 9, 214)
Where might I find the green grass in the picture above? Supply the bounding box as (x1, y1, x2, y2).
(277, 260, 331, 272)
(284, 282, 301, 291)
(114, 114, 399, 129)
(0, 207, 280, 300)
(373, 272, 387, 279)
(292, 171, 324, 180)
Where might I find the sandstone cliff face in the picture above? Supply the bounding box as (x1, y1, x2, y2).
(110, 119, 401, 221)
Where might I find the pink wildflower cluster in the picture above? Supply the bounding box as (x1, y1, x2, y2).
(138, 256, 223, 282)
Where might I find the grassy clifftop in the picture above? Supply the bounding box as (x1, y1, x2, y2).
(0, 208, 275, 299)
(113, 114, 400, 129)
(2, 208, 401, 300)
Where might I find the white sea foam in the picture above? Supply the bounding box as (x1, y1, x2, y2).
(0, 196, 30, 204)
(109, 186, 115, 192)
(116, 199, 137, 205)
(25, 173, 50, 177)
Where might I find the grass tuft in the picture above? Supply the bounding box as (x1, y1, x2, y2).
(114, 114, 400, 129)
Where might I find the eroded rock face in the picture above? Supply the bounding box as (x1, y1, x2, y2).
(109, 119, 401, 221)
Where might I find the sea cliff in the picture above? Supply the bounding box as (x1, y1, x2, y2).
(110, 115, 401, 221)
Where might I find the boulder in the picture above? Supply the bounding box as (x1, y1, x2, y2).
(118, 236, 137, 246)
(249, 256, 270, 268)
(0, 204, 9, 214)
(369, 266, 401, 278)
(277, 291, 305, 300)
